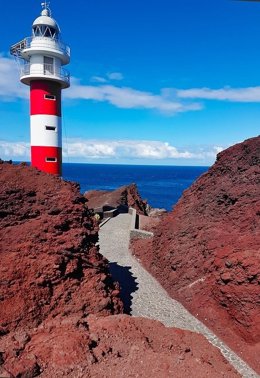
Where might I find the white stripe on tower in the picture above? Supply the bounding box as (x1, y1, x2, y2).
(30, 115, 62, 147)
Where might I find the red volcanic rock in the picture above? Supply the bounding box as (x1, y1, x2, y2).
(1, 315, 240, 377)
(0, 162, 241, 377)
(85, 183, 149, 215)
(132, 136, 260, 373)
(0, 162, 122, 334)
(88, 315, 240, 378)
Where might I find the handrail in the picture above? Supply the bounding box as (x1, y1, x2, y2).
(16, 36, 70, 57)
(21, 63, 70, 85)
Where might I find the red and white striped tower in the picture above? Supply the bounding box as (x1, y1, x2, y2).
(10, 1, 70, 175)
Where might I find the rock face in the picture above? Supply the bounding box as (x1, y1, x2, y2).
(0, 162, 122, 375)
(0, 162, 122, 333)
(0, 162, 241, 377)
(85, 183, 149, 215)
(132, 136, 260, 373)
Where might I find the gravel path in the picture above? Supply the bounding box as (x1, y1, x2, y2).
(98, 213, 259, 378)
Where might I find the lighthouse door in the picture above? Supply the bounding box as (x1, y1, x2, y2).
(44, 56, 54, 75)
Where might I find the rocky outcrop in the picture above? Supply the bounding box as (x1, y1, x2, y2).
(0, 162, 122, 333)
(132, 136, 260, 373)
(86, 315, 240, 378)
(85, 183, 149, 215)
(1, 315, 240, 378)
(0, 162, 122, 374)
(0, 162, 243, 377)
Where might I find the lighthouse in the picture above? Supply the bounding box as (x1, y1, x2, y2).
(10, 1, 70, 176)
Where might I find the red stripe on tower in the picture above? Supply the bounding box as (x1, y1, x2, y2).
(30, 81, 61, 116)
(10, 2, 70, 176)
(31, 146, 62, 175)
(30, 80, 62, 175)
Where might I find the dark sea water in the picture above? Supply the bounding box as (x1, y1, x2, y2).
(62, 164, 209, 211)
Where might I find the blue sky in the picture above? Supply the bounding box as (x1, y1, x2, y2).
(0, 0, 260, 165)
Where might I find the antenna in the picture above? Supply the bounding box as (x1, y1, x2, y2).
(41, 1, 50, 9)
(41, 1, 51, 16)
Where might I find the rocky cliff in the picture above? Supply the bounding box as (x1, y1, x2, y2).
(0, 161, 122, 333)
(132, 136, 260, 373)
(0, 162, 242, 377)
(85, 183, 149, 215)
(0, 162, 122, 376)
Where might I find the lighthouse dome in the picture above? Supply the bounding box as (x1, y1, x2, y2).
(32, 8, 60, 37)
(33, 16, 60, 31)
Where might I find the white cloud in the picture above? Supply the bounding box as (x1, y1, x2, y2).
(0, 55, 27, 100)
(90, 72, 124, 83)
(177, 86, 260, 102)
(4, 51, 260, 115)
(195, 146, 225, 159)
(0, 141, 30, 159)
(0, 139, 223, 163)
(213, 146, 224, 154)
(90, 76, 108, 83)
(65, 140, 116, 159)
(64, 139, 195, 159)
(65, 82, 202, 115)
(107, 72, 124, 81)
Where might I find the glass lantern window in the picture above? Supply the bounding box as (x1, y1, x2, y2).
(33, 25, 57, 39)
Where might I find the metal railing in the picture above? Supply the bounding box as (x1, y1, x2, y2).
(43, 63, 54, 74)
(21, 63, 70, 85)
(12, 36, 70, 58)
(10, 39, 27, 57)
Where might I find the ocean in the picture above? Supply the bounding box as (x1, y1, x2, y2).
(62, 164, 209, 211)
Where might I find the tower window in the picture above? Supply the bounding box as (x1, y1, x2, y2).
(44, 94, 56, 100)
(45, 126, 56, 131)
(44, 56, 54, 75)
(46, 157, 57, 162)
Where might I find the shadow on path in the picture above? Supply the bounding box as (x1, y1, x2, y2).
(109, 262, 138, 314)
